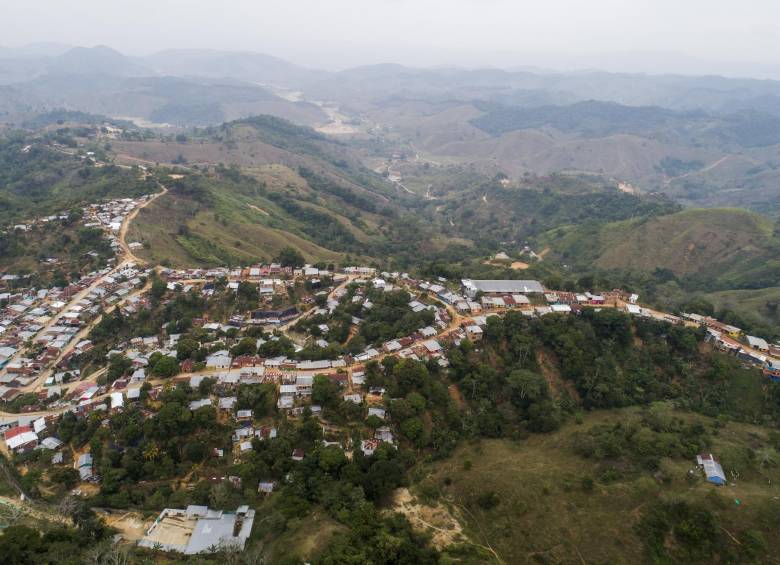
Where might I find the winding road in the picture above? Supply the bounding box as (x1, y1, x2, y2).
(0, 182, 169, 391)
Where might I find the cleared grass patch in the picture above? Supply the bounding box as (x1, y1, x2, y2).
(417, 408, 780, 564)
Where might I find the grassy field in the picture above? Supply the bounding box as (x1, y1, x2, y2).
(412, 407, 780, 564)
(543, 208, 779, 287)
(261, 508, 347, 562)
(595, 208, 775, 274)
(127, 186, 346, 267)
(705, 286, 780, 335)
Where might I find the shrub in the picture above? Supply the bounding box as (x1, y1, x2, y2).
(476, 490, 500, 510)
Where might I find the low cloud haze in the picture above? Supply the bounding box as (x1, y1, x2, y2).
(3, 0, 779, 77)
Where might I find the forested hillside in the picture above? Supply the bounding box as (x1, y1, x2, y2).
(0, 132, 154, 224)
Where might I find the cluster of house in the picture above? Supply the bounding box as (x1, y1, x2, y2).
(163, 263, 362, 284)
(274, 371, 395, 458)
(412, 278, 614, 318)
(682, 313, 780, 379)
(702, 332, 779, 379)
(4, 212, 72, 234)
(0, 264, 149, 399)
(1, 411, 72, 467)
(5, 195, 150, 261)
(83, 196, 152, 245)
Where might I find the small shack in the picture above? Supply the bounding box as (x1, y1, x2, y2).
(697, 454, 726, 485)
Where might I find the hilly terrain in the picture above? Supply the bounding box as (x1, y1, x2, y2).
(362, 97, 780, 215)
(123, 116, 447, 267)
(0, 133, 154, 224)
(0, 57, 778, 563)
(3, 45, 780, 216)
(3, 105, 777, 337)
(418, 409, 780, 564)
(543, 208, 779, 289)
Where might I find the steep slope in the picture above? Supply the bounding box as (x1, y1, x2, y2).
(126, 167, 348, 267)
(124, 116, 410, 267)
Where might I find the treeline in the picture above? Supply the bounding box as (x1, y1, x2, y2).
(437, 175, 680, 252)
(298, 166, 378, 214)
(268, 193, 359, 252)
(448, 310, 780, 436)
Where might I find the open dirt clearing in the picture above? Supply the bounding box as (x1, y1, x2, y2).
(96, 509, 151, 542)
(392, 488, 465, 550)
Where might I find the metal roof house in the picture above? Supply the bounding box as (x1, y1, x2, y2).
(139, 505, 255, 554)
(746, 335, 769, 352)
(697, 454, 727, 485)
(78, 453, 95, 482)
(462, 279, 544, 298)
(5, 426, 38, 453)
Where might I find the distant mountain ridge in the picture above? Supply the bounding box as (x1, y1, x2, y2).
(3, 45, 780, 119)
(48, 45, 151, 76)
(143, 49, 324, 86)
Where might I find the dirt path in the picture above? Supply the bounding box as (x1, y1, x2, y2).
(392, 488, 465, 550)
(94, 509, 150, 541)
(0, 179, 166, 388)
(662, 154, 754, 186)
(33, 281, 152, 388)
(247, 204, 270, 216)
(119, 183, 168, 264)
(278, 275, 357, 332)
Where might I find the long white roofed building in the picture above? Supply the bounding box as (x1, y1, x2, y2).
(462, 279, 544, 298)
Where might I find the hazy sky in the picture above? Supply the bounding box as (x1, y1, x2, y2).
(3, 0, 779, 75)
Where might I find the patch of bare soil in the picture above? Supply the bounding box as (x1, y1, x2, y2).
(510, 261, 529, 270)
(96, 509, 151, 542)
(248, 204, 270, 216)
(392, 488, 465, 550)
(536, 349, 580, 402)
(448, 384, 465, 410)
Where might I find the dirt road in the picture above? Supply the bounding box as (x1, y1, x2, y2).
(119, 183, 168, 264)
(0, 183, 167, 387)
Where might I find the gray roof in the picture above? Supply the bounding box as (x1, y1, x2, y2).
(462, 279, 544, 294)
(185, 509, 255, 554)
(41, 437, 63, 450)
(747, 335, 769, 350)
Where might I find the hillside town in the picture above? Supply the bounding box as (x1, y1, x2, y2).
(1, 177, 778, 558)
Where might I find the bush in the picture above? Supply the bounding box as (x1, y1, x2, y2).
(581, 476, 595, 492)
(475, 490, 500, 510)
